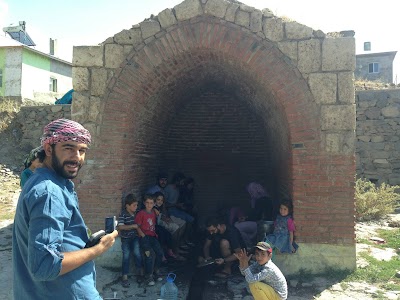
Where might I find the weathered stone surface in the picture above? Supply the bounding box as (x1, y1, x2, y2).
(322, 37, 355, 71)
(73, 46, 103, 67)
(262, 8, 274, 18)
(17, 106, 71, 150)
(277, 41, 297, 64)
(204, 0, 229, 18)
(358, 99, 377, 108)
(285, 21, 313, 40)
(250, 10, 262, 33)
(338, 72, 355, 104)
(235, 9, 250, 28)
(123, 45, 133, 57)
(325, 133, 341, 153)
(321, 105, 356, 130)
(72, 67, 89, 91)
(71, 92, 89, 123)
(104, 44, 125, 69)
(91, 69, 108, 96)
(88, 96, 101, 123)
(314, 30, 325, 38)
(324, 131, 355, 154)
(365, 107, 381, 119)
(389, 175, 400, 185)
(158, 8, 177, 29)
(308, 73, 337, 104)
(50, 105, 63, 113)
(298, 39, 321, 74)
(114, 28, 142, 46)
(225, 3, 239, 22)
(239, 4, 255, 13)
(101, 37, 114, 44)
(358, 136, 370, 142)
(356, 90, 400, 183)
(140, 19, 161, 40)
(342, 137, 355, 155)
(376, 97, 389, 108)
(381, 104, 400, 118)
(174, 0, 203, 21)
(371, 135, 385, 143)
(263, 17, 284, 42)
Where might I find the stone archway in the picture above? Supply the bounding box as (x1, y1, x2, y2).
(72, 0, 356, 274)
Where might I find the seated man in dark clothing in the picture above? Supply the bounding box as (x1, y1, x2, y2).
(199, 216, 246, 278)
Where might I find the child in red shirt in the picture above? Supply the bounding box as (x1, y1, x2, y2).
(135, 194, 164, 286)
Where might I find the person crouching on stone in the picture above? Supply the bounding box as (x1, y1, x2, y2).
(235, 242, 288, 300)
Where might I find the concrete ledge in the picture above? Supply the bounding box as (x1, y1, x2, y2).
(95, 238, 122, 268)
(273, 243, 356, 275)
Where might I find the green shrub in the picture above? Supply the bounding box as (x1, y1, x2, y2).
(355, 178, 400, 221)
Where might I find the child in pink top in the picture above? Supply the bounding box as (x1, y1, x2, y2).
(265, 200, 298, 254)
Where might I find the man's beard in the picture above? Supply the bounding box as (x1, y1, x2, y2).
(51, 151, 82, 179)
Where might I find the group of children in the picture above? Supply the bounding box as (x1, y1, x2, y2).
(117, 175, 297, 299)
(117, 173, 197, 288)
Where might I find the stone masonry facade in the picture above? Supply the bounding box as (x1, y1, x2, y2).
(17, 105, 71, 152)
(52, 0, 356, 274)
(356, 89, 400, 185)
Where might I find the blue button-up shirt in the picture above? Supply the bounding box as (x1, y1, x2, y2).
(13, 168, 101, 299)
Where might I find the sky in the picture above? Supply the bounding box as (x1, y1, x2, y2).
(1, 0, 399, 83)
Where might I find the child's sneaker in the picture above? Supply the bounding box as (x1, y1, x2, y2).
(154, 271, 163, 282)
(146, 276, 155, 286)
(121, 279, 130, 288)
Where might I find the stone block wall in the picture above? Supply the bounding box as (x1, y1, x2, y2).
(16, 105, 71, 151)
(356, 89, 400, 185)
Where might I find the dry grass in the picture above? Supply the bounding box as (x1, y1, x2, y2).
(0, 99, 20, 113)
(355, 79, 400, 91)
(0, 98, 20, 133)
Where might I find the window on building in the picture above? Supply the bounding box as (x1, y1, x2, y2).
(49, 77, 57, 92)
(0, 69, 3, 88)
(368, 62, 380, 74)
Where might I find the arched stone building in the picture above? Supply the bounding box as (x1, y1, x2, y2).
(72, 0, 356, 274)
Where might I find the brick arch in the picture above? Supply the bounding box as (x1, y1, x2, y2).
(79, 18, 326, 240)
(75, 16, 354, 257)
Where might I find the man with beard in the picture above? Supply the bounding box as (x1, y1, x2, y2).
(12, 118, 118, 299)
(199, 216, 246, 278)
(147, 171, 168, 194)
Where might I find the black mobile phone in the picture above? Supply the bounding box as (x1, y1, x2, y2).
(105, 216, 116, 234)
(85, 230, 105, 248)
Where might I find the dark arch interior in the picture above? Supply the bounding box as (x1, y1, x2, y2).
(122, 52, 292, 224)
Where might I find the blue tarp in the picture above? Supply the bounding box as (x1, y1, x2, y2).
(55, 89, 74, 104)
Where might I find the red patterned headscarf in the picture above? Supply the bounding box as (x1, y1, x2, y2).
(41, 119, 91, 146)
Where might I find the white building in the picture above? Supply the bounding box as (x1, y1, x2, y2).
(0, 34, 72, 104)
